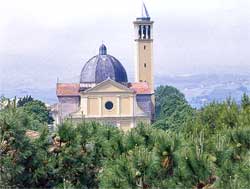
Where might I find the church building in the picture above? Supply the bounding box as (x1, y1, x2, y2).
(55, 4, 155, 131)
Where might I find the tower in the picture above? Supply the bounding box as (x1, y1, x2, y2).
(134, 2, 154, 93)
(134, 2, 155, 121)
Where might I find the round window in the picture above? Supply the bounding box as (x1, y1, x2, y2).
(105, 101, 113, 110)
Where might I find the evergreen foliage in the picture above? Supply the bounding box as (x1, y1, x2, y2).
(153, 85, 194, 130)
(0, 92, 250, 188)
(21, 100, 54, 125)
(17, 95, 34, 107)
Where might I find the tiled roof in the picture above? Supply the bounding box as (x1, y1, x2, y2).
(56, 83, 80, 96)
(56, 82, 151, 96)
(129, 82, 151, 94)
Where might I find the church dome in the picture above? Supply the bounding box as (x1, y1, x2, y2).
(80, 44, 128, 84)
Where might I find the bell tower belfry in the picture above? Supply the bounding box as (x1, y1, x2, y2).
(134, 2, 154, 93)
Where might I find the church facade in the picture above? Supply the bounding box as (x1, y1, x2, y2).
(55, 4, 155, 131)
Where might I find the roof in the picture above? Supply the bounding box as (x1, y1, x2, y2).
(56, 83, 80, 96)
(56, 81, 151, 96)
(84, 78, 133, 94)
(129, 82, 151, 94)
(80, 44, 128, 84)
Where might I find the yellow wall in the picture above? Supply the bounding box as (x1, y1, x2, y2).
(88, 98, 99, 116)
(136, 41, 153, 92)
(120, 96, 131, 115)
(87, 95, 133, 117)
(84, 94, 134, 117)
(71, 80, 151, 130)
(102, 97, 117, 116)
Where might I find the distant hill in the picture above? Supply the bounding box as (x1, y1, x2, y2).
(156, 73, 250, 108)
(1, 73, 250, 108)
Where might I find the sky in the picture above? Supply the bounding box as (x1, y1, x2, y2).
(0, 0, 250, 97)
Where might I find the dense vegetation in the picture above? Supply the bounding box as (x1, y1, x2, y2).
(153, 85, 194, 130)
(0, 88, 250, 188)
(17, 95, 54, 125)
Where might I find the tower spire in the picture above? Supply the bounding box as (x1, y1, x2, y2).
(142, 2, 150, 18)
(137, 1, 150, 21)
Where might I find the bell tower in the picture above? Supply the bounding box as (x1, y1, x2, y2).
(134, 2, 154, 93)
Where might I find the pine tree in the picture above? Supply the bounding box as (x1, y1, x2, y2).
(17, 95, 34, 107)
(241, 93, 250, 110)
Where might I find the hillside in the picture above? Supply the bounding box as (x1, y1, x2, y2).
(156, 73, 250, 108)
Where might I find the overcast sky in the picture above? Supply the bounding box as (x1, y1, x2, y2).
(1, 0, 250, 92)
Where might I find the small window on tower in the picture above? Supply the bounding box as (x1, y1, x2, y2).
(144, 45, 146, 50)
(144, 63, 147, 68)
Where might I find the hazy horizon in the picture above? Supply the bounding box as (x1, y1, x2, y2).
(1, 0, 250, 101)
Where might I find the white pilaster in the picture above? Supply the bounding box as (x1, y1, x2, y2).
(117, 96, 120, 115)
(99, 97, 102, 116)
(81, 96, 87, 115)
(131, 95, 135, 116)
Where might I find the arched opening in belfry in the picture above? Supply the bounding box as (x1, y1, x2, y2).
(143, 25, 146, 39)
(148, 25, 151, 39)
(138, 25, 142, 39)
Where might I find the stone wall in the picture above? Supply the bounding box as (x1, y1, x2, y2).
(136, 94, 153, 120)
(58, 96, 80, 120)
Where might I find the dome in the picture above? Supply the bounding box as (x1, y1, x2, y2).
(80, 44, 128, 84)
